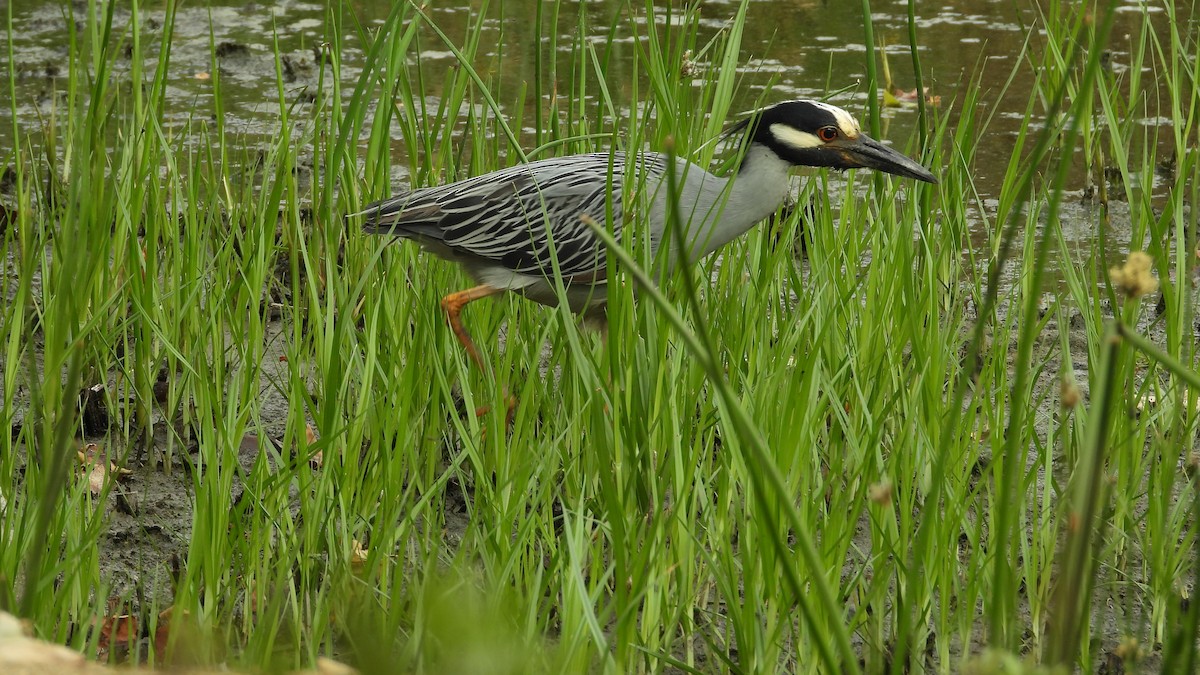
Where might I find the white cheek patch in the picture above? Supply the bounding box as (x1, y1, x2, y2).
(769, 123, 823, 150)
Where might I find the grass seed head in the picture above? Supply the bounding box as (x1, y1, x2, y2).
(1115, 636, 1143, 662)
(1109, 251, 1158, 299)
(868, 481, 893, 506)
(1060, 378, 1080, 408)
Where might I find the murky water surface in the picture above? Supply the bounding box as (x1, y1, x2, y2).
(0, 0, 1183, 259)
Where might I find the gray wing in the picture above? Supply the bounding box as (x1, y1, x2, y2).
(362, 152, 669, 279)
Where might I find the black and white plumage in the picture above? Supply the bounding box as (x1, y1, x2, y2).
(359, 99, 936, 370)
(362, 152, 672, 309)
(361, 99, 935, 310)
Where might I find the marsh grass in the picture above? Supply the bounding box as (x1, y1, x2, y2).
(1, 0, 1198, 672)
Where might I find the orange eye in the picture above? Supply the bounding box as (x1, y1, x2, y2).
(818, 126, 839, 142)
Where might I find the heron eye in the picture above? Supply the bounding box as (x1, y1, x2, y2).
(818, 126, 840, 142)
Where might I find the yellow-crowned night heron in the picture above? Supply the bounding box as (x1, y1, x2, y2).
(360, 99, 937, 370)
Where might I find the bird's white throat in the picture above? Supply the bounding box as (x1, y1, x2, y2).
(672, 142, 794, 265)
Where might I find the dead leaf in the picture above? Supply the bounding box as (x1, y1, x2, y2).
(306, 424, 322, 469)
(97, 613, 137, 651)
(152, 607, 174, 656)
(350, 539, 368, 567)
(77, 443, 132, 496)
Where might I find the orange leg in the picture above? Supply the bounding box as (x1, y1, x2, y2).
(440, 285, 517, 419)
(440, 285, 503, 372)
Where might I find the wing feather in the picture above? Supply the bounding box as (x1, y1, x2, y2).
(361, 152, 669, 279)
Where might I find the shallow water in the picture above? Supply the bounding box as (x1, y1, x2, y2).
(0, 0, 1184, 268)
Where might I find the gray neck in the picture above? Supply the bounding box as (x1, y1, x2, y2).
(665, 143, 794, 267)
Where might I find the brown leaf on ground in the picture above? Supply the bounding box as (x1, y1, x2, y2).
(96, 612, 137, 655)
(152, 605, 207, 666)
(306, 423, 323, 469)
(152, 607, 173, 657)
(78, 444, 133, 495)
